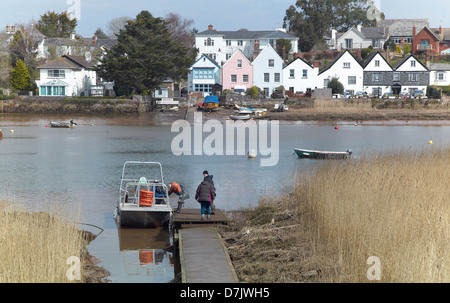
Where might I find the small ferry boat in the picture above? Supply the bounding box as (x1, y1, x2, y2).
(294, 148, 352, 159)
(116, 161, 173, 228)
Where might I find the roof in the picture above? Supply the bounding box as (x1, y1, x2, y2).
(377, 19, 429, 37)
(38, 55, 93, 70)
(361, 27, 389, 39)
(318, 50, 362, 75)
(362, 51, 392, 69)
(428, 63, 450, 71)
(196, 29, 298, 40)
(392, 54, 428, 71)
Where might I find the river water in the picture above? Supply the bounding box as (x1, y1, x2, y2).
(1, 112, 449, 282)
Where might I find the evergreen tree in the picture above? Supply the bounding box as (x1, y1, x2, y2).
(96, 10, 197, 96)
(37, 11, 77, 38)
(10, 59, 31, 91)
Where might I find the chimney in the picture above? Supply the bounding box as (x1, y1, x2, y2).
(208, 24, 213, 31)
(92, 34, 97, 45)
(439, 25, 443, 35)
(313, 60, 319, 68)
(252, 40, 260, 60)
(412, 25, 416, 37)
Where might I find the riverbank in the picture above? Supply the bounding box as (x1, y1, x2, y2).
(218, 147, 450, 283)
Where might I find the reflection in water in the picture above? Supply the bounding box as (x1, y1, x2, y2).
(117, 227, 177, 281)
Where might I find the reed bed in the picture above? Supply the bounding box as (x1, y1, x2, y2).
(222, 147, 450, 282)
(0, 201, 87, 283)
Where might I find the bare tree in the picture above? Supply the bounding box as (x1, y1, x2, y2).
(165, 12, 195, 48)
(106, 16, 132, 38)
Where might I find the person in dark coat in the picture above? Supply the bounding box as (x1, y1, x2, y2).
(202, 170, 216, 214)
(195, 177, 216, 220)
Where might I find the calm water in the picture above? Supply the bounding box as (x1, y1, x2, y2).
(1, 113, 449, 282)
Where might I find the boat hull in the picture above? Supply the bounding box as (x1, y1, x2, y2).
(294, 148, 351, 159)
(119, 208, 172, 228)
(229, 114, 250, 120)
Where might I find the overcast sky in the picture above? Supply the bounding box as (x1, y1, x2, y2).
(2, 0, 450, 38)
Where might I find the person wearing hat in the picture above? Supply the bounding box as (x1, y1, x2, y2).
(202, 170, 216, 214)
(195, 174, 216, 220)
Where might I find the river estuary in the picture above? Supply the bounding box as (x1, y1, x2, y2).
(1, 112, 449, 282)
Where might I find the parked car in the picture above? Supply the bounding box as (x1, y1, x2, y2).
(413, 90, 427, 99)
(399, 92, 410, 99)
(382, 92, 397, 99)
(355, 91, 368, 98)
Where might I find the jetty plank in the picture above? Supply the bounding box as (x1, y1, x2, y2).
(179, 226, 239, 283)
(173, 208, 230, 229)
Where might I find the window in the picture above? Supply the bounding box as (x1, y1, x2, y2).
(193, 68, 214, 79)
(289, 69, 295, 78)
(393, 72, 400, 81)
(372, 87, 382, 97)
(226, 53, 232, 60)
(408, 73, 418, 82)
(302, 69, 308, 78)
(226, 40, 231, 46)
(231, 75, 237, 83)
(205, 38, 214, 46)
(411, 60, 416, 67)
(40, 86, 65, 96)
(345, 38, 353, 49)
(393, 37, 402, 44)
(323, 79, 329, 87)
(237, 60, 242, 68)
(263, 88, 269, 97)
(372, 73, 382, 82)
(264, 73, 270, 82)
(194, 84, 212, 93)
(48, 70, 65, 78)
(348, 76, 356, 85)
(268, 59, 274, 67)
(274, 73, 280, 83)
(237, 40, 243, 46)
(375, 60, 380, 67)
(343, 62, 351, 69)
(243, 75, 249, 83)
(435, 72, 446, 81)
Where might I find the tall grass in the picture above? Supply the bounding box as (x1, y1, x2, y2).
(295, 147, 450, 282)
(0, 201, 86, 283)
(223, 147, 450, 282)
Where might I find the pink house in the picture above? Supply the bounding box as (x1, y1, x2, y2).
(221, 50, 253, 94)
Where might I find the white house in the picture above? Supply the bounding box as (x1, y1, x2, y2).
(318, 50, 364, 94)
(35, 55, 96, 96)
(187, 54, 221, 96)
(195, 25, 299, 65)
(282, 57, 319, 94)
(252, 45, 284, 97)
(362, 51, 394, 96)
(428, 63, 450, 87)
(332, 25, 389, 51)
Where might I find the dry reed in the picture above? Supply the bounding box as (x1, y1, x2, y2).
(222, 147, 450, 282)
(0, 201, 87, 283)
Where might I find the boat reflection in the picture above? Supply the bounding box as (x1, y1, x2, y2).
(117, 227, 178, 281)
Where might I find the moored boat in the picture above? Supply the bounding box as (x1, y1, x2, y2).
(294, 148, 352, 159)
(229, 114, 251, 120)
(50, 120, 77, 128)
(116, 161, 173, 228)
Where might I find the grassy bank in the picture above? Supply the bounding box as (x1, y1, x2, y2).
(220, 147, 450, 282)
(0, 201, 106, 283)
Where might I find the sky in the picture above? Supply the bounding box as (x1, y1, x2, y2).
(2, 0, 450, 38)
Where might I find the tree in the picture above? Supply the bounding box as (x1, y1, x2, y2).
(37, 11, 77, 38)
(283, 0, 377, 51)
(327, 77, 344, 94)
(275, 39, 292, 61)
(96, 10, 197, 96)
(165, 13, 195, 48)
(403, 42, 411, 55)
(94, 28, 109, 39)
(10, 59, 31, 91)
(106, 16, 131, 38)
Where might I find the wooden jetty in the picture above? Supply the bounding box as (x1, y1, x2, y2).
(173, 208, 238, 283)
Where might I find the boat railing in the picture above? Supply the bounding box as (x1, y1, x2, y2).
(120, 180, 170, 208)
